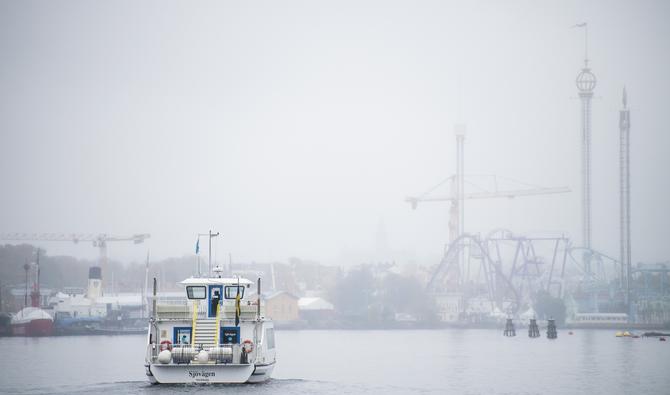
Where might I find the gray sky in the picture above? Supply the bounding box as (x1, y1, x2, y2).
(1, 0, 669, 267)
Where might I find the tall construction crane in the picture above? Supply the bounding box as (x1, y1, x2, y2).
(0, 233, 150, 269)
(408, 175, 570, 311)
(407, 125, 569, 245)
(406, 174, 570, 244)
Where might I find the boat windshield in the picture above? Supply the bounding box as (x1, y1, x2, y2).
(224, 285, 245, 299)
(186, 286, 206, 299)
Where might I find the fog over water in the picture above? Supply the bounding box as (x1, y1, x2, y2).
(1, 0, 669, 266)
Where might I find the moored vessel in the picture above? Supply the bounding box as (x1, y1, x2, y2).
(11, 307, 54, 336)
(11, 250, 53, 336)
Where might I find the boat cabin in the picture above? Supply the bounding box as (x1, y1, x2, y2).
(150, 277, 266, 349)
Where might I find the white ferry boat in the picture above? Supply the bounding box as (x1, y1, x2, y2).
(144, 268, 276, 384)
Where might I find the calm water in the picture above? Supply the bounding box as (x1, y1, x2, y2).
(1, 329, 668, 394)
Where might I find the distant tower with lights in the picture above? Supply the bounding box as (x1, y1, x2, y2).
(619, 87, 631, 306)
(575, 23, 597, 260)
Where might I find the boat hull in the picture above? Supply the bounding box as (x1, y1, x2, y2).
(11, 319, 53, 337)
(247, 362, 275, 383)
(147, 363, 255, 384)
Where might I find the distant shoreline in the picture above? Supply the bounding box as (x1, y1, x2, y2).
(273, 321, 670, 331)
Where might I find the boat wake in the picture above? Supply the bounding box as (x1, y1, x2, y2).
(9, 378, 447, 395)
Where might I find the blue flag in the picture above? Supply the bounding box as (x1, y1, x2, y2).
(195, 238, 200, 254)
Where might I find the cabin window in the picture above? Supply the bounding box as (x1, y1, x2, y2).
(224, 285, 245, 299)
(186, 286, 206, 299)
(266, 328, 275, 349)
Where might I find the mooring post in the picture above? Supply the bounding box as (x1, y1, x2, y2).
(529, 318, 540, 338)
(504, 317, 516, 337)
(547, 318, 557, 339)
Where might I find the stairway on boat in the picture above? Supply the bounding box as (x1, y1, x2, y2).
(193, 318, 218, 349)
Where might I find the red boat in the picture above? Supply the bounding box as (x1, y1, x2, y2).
(11, 250, 53, 336)
(11, 307, 54, 336)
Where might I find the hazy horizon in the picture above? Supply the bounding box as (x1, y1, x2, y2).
(1, 0, 669, 267)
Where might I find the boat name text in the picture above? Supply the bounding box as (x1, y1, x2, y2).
(188, 370, 215, 379)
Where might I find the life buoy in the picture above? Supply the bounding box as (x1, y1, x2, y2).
(160, 340, 173, 351)
(242, 339, 254, 353)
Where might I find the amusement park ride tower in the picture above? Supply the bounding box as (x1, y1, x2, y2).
(619, 88, 632, 306)
(575, 23, 597, 273)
